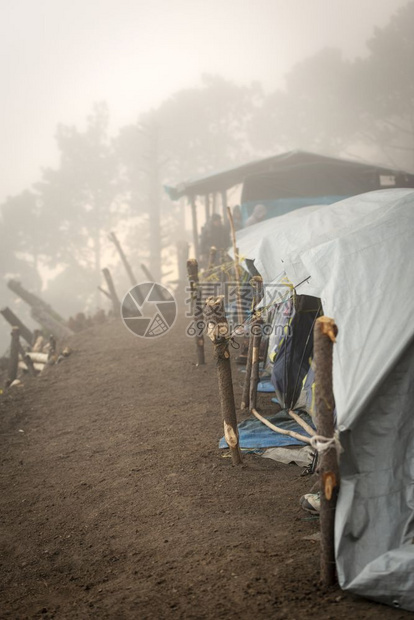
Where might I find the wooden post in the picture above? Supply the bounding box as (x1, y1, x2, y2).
(189, 196, 199, 262)
(18, 342, 36, 376)
(0, 307, 33, 346)
(102, 268, 120, 314)
(204, 194, 211, 221)
(187, 259, 205, 366)
(108, 231, 137, 287)
(227, 206, 243, 327)
(221, 190, 228, 222)
(314, 316, 339, 587)
(204, 296, 242, 465)
(249, 277, 264, 411)
(8, 327, 20, 384)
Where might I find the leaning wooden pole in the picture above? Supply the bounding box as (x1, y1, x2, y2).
(102, 268, 120, 314)
(0, 307, 33, 346)
(204, 296, 242, 465)
(108, 232, 137, 287)
(7, 280, 64, 323)
(8, 327, 20, 384)
(314, 316, 339, 587)
(187, 259, 205, 366)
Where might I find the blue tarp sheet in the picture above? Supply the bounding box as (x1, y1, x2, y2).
(257, 379, 274, 393)
(219, 410, 314, 449)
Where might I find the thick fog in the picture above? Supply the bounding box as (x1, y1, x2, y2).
(0, 0, 413, 355)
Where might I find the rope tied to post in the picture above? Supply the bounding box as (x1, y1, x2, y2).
(310, 430, 343, 455)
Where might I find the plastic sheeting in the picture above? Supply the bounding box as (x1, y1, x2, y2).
(235, 188, 414, 610)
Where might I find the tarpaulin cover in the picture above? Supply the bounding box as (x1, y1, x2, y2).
(235, 188, 414, 611)
(219, 410, 314, 449)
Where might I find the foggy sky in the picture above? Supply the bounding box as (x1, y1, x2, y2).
(0, 0, 408, 205)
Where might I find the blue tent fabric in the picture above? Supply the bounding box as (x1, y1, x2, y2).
(219, 410, 314, 449)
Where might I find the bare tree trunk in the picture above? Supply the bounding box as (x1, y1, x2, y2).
(314, 316, 340, 587)
(204, 296, 242, 465)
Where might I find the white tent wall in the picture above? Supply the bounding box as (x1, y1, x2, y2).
(235, 188, 414, 610)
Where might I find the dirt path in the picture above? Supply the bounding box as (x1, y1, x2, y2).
(0, 318, 410, 619)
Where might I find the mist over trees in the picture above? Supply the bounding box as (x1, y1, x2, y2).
(0, 1, 413, 351)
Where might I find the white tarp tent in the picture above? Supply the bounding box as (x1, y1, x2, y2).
(236, 188, 414, 610)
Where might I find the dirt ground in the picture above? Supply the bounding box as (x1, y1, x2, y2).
(0, 316, 411, 619)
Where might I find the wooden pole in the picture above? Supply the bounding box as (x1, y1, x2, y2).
(102, 268, 120, 314)
(240, 333, 253, 410)
(141, 263, 155, 282)
(249, 277, 264, 411)
(7, 280, 64, 323)
(187, 259, 205, 366)
(226, 206, 243, 328)
(31, 307, 74, 341)
(204, 194, 211, 221)
(0, 307, 33, 346)
(8, 327, 20, 384)
(314, 316, 339, 587)
(98, 286, 112, 300)
(190, 196, 199, 261)
(204, 296, 242, 465)
(252, 408, 311, 444)
(108, 231, 137, 287)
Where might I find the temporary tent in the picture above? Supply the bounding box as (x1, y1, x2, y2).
(235, 188, 414, 611)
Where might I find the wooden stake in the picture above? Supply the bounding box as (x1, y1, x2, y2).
(204, 296, 242, 465)
(102, 268, 120, 314)
(226, 206, 243, 327)
(0, 307, 33, 346)
(314, 316, 339, 587)
(108, 231, 137, 287)
(8, 327, 20, 384)
(187, 259, 205, 366)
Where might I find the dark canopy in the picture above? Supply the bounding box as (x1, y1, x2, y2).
(165, 151, 414, 201)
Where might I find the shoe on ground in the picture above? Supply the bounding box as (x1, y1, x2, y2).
(300, 492, 320, 515)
